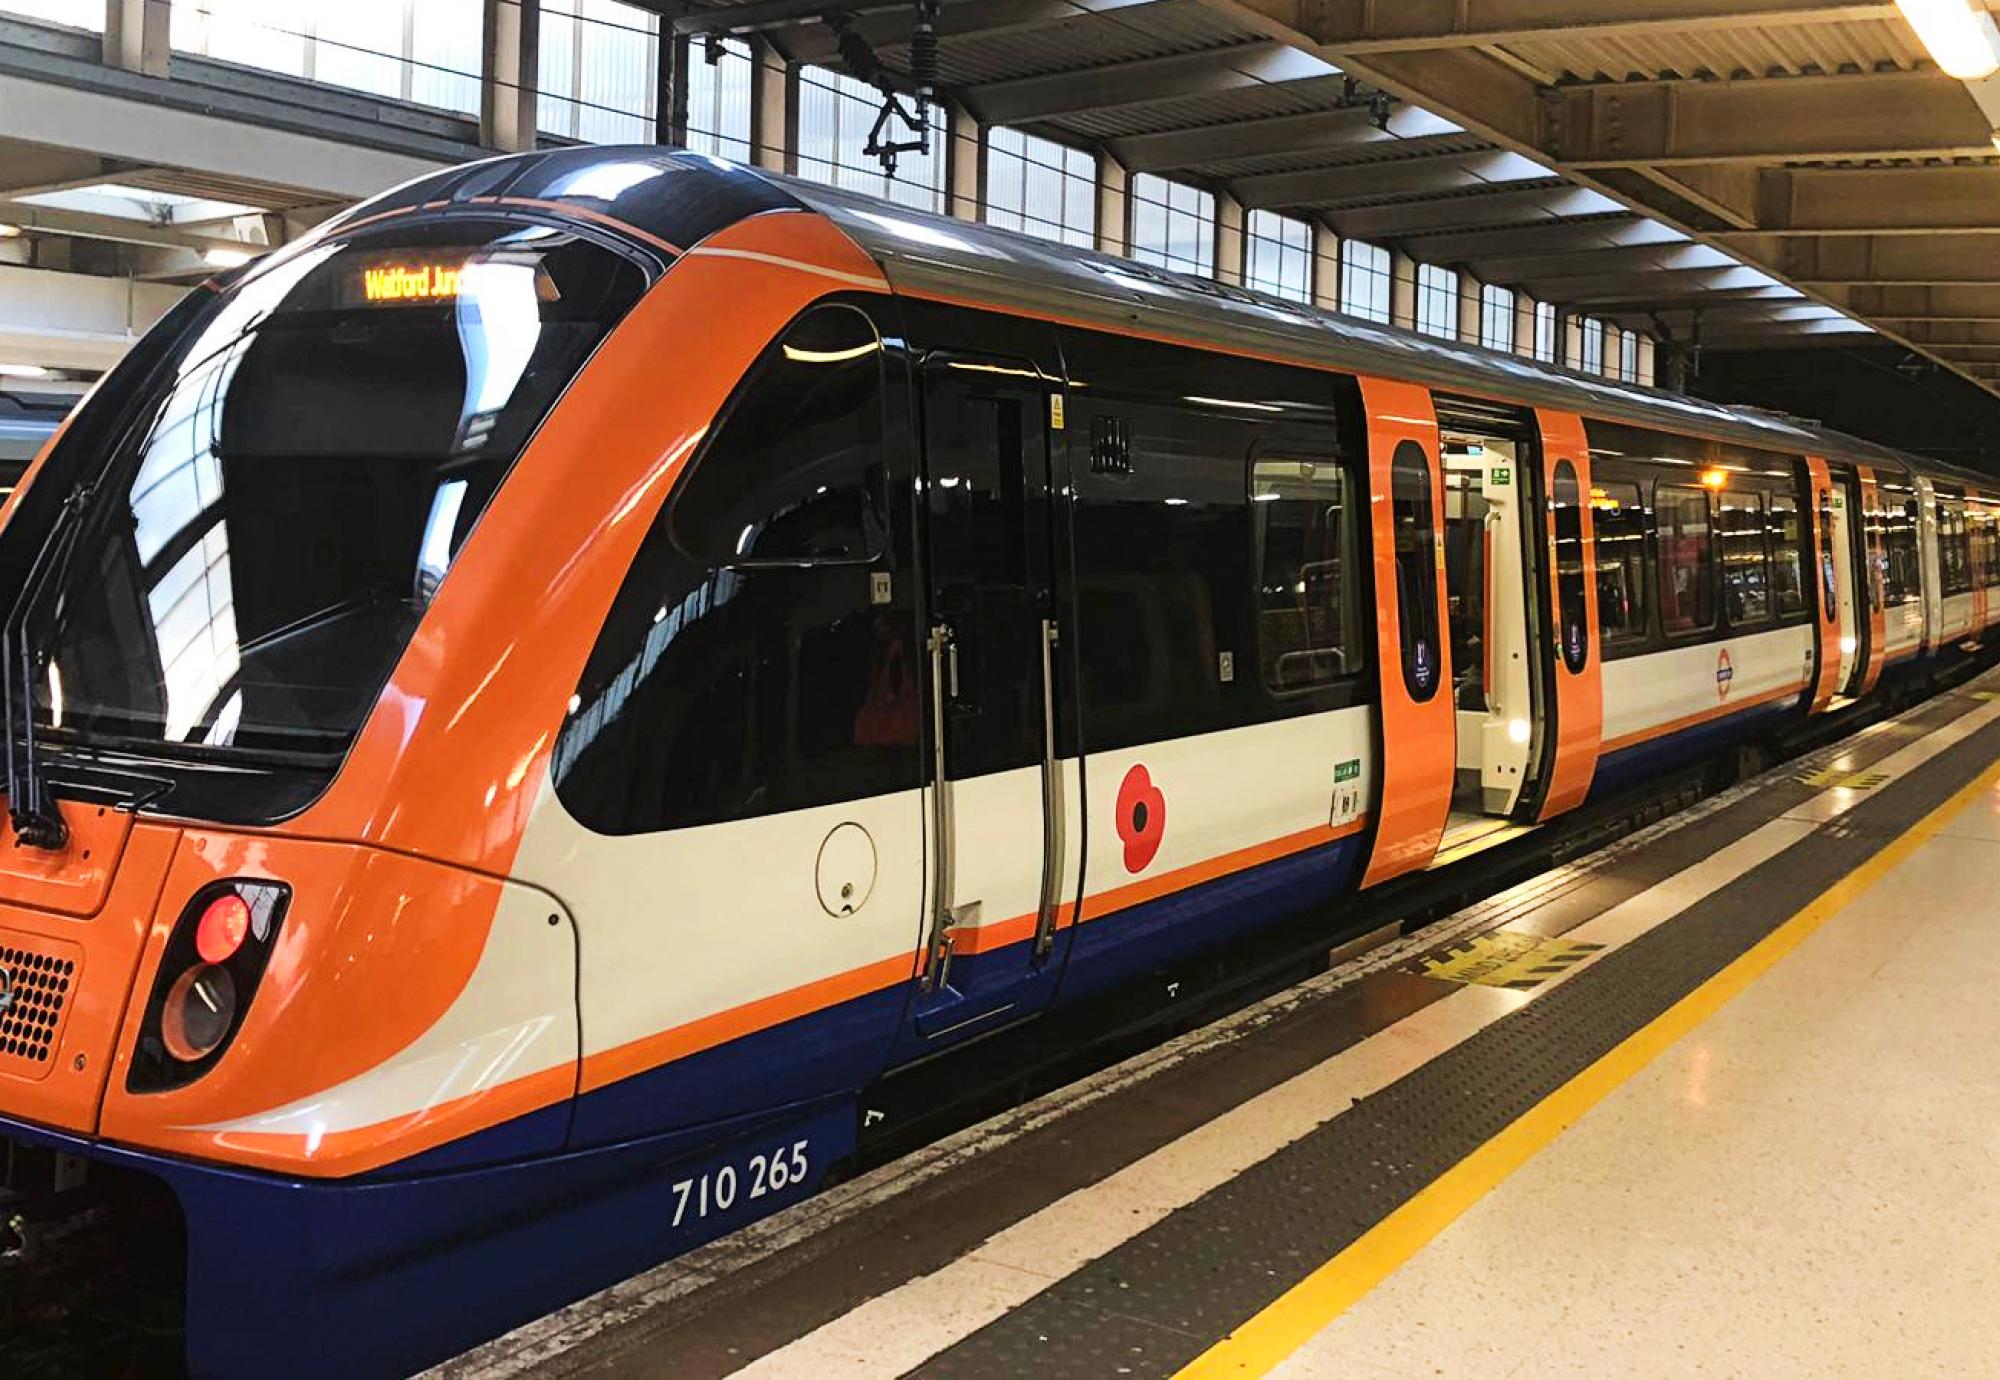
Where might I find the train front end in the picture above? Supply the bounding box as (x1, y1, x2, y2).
(0, 150, 860, 1378)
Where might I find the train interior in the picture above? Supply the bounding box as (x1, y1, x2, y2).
(1438, 400, 1544, 861)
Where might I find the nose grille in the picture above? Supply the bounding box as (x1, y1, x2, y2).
(0, 931, 80, 1082)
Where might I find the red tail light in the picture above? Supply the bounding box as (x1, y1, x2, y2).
(128, 881, 289, 1094)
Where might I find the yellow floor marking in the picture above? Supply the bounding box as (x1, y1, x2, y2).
(1406, 931, 1605, 991)
(1175, 753, 2000, 1380)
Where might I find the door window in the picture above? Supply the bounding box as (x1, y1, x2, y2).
(924, 362, 1052, 779)
(1769, 494, 1806, 618)
(1551, 460, 1588, 672)
(1391, 441, 1442, 701)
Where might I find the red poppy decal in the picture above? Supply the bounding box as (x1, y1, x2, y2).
(1116, 764, 1167, 874)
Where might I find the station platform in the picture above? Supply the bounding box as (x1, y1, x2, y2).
(434, 668, 2000, 1380)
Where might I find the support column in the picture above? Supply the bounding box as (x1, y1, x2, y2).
(659, 32, 690, 147)
(1390, 250, 1417, 331)
(1458, 274, 1482, 346)
(1638, 334, 1658, 388)
(1216, 192, 1244, 287)
(947, 101, 981, 223)
(1096, 152, 1128, 257)
(1311, 221, 1339, 310)
(103, 0, 169, 78)
(1514, 293, 1537, 359)
(481, 0, 540, 153)
(750, 37, 792, 174)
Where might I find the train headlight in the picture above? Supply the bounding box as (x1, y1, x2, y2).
(128, 881, 289, 1094)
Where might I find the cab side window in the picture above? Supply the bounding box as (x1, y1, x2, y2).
(552, 304, 921, 834)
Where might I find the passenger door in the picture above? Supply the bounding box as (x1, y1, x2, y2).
(908, 354, 1080, 1042)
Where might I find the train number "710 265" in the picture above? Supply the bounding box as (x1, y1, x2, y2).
(669, 1139, 811, 1227)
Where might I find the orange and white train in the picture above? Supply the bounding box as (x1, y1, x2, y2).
(0, 146, 1992, 1378)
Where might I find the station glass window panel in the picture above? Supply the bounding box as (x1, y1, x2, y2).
(1769, 494, 1806, 618)
(1245, 211, 1313, 304)
(168, 0, 484, 115)
(553, 303, 918, 834)
(1580, 318, 1606, 375)
(1252, 456, 1358, 691)
(0, 0, 103, 31)
(797, 66, 948, 212)
(1656, 483, 1715, 634)
(683, 35, 754, 163)
(1391, 442, 1443, 701)
(1341, 240, 1392, 324)
(534, 0, 660, 142)
(1479, 284, 1515, 353)
(1620, 330, 1641, 383)
(1591, 479, 1649, 646)
(985, 127, 1095, 249)
(1415, 264, 1458, 340)
(1532, 300, 1558, 363)
(1129, 174, 1215, 277)
(1719, 489, 1771, 624)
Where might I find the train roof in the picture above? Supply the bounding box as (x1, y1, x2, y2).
(323, 145, 1987, 489)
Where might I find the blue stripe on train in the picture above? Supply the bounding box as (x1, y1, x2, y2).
(1585, 693, 1804, 802)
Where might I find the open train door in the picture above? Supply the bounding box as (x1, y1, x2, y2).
(1358, 377, 1454, 887)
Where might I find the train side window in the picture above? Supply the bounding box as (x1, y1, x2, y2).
(670, 305, 888, 566)
(1883, 494, 1922, 606)
(1769, 493, 1805, 618)
(1940, 497, 1974, 596)
(1551, 460, 1588, 672)
(1591, 479, 1649, 650)
(1656, 483, 1716, 635)
(1252, 455, 1357, 692)
(1719, 489, 1771, 625)
(550, 303, 922, 834)
(1391, 440, 1443, 701)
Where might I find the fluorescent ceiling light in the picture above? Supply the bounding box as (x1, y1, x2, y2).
(0, 223, 19, 239)
(1896, 0, 2000, 80)
(203, 247, 255, 268)
(0, 363, 51, 379)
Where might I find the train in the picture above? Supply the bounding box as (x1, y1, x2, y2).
(0, 144, 1993, 1379)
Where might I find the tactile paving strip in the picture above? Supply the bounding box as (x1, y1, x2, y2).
(912, 709, 2000, 1379)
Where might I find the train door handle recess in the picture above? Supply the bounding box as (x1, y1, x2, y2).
(1034, 617, 1064, 958)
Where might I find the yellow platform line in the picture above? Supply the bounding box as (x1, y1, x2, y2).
(1176, 753, 2000, 1379)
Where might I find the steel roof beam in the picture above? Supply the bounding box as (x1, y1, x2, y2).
(1235, 151, 1551, 210)
(1332, 184, 1619, 239)
(1723, 166, 2000, 237)
(1289, 0, 1901, 53)
(1546, 72, 1994, 168)
(693, 0, 1176, 65)
(1465, 239, 1739, 283)
(1505, 266, 1787, 305)
(1770, 236, 2000, 288)
(1110, 104, 1458, 173)
(966, 40, 1335, 125)
(1397, 215, 1678, 263)
(1833, 285, 2000, 321)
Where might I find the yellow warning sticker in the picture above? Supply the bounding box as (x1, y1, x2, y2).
(1974, 691, 1999, 702)
(1798, 767, 1890, 790)
(1406, 931, 1605, 991)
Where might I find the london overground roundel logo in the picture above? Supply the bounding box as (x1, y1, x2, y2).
(1116, 764, 1167, 874)
(1716, 647, 1734, 702)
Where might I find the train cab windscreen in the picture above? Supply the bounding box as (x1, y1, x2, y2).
(16, 219, 646, 799)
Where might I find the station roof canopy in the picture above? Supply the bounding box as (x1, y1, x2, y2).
(671, 0, 2000, 396)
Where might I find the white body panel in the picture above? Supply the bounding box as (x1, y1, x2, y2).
(1601, 625, 1812, 753)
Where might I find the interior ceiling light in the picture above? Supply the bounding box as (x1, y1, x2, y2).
(203, 247, 255, 269)
(1896, 0, 2000, 80)
(0, 363, 52, 379)
(0, 223, 19, 238)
